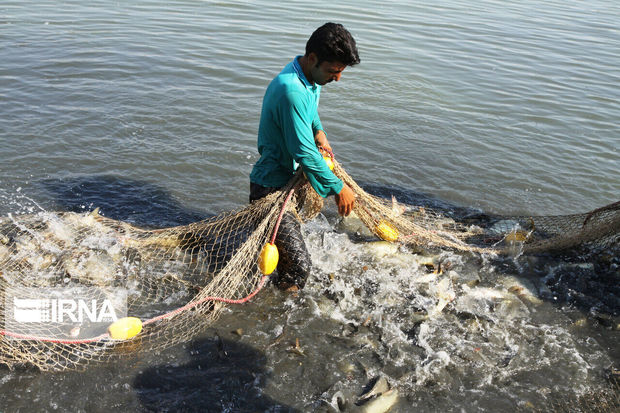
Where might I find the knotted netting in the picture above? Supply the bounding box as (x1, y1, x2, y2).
(0, 161, 618, 370)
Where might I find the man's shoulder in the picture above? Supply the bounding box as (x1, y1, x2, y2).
(267, 75, 308, 106)
(273, 63, 303, 87)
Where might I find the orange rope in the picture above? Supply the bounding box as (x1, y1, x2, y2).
(142, 275, 269, 326)
(269, 184, 297, 244)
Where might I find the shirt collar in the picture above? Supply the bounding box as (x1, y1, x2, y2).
(293, 55, 318, 91)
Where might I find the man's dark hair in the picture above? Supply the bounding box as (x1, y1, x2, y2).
(305, 22, 360, 66)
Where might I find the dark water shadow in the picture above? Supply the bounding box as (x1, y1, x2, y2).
(0, 335, 293, 412)
(513, 248, 619, 318)
(133, 332, 297, 413)
(36, 175, 214, 228)
(360, 180, 483, 217)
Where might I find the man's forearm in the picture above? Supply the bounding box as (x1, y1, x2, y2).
(314, 129, 331, 151)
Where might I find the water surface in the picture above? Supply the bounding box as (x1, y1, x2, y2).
(1, 1, 619, 411)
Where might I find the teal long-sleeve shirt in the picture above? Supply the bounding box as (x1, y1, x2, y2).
(250, 56, 344, 198)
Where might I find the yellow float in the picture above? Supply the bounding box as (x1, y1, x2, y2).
(108, 317, 143, 340)
(323, 156, 335, 171)
(375, 220, 399, 242)
(258, 242, 279, 275)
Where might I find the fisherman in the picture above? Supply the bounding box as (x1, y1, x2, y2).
(249, 22, 359, 289)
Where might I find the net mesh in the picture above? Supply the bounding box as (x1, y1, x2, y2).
(0, 161, 618, 370)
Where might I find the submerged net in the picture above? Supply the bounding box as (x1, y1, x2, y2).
(0, 161, 618, 370)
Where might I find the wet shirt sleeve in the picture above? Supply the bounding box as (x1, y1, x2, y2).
(278, 92, 343, 198)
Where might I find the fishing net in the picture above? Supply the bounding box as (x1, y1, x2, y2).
(0, 160, 618, 371)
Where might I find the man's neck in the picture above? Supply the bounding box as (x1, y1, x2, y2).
(298, 55, 314, 85)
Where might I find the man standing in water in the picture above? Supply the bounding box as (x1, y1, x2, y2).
(250, 22, 360, 289)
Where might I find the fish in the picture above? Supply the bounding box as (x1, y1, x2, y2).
(337, 211, 375, 238)
(353, 389, 399, 413)
(487, 219, 535, 244)
(455, 284, 530, 321)
(362, 241, 400, 257)
(390, 195, 406, 218)
(358, 376, 390, 401)
(318, 390, 348, 413)
(287, 337, 305, 356)
(215, 332, 227, 358)
(411, 311, 429, 325)
(1, 208, 203, 287)
(320, 376, 398, 413)
(362, 241, 441, 273)
(337, 360, 357, 375)
(488, 219, 522, 235)
(63, 249, 116, 286)
(428, 277, 456, 315)
(504, 230, 530, 242)
(500, 276, 543, 305)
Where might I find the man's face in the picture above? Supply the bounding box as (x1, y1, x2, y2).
(310, 60, 347, 86)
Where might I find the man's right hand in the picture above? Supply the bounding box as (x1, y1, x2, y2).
(335, 184, 355, 216)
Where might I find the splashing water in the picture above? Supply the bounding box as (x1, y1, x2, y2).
(239, 211, 619, 411)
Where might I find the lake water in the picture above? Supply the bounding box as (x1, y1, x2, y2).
(1, 1, 618, 412)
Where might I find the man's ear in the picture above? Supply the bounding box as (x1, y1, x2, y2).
(308, 52, 319, 67)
